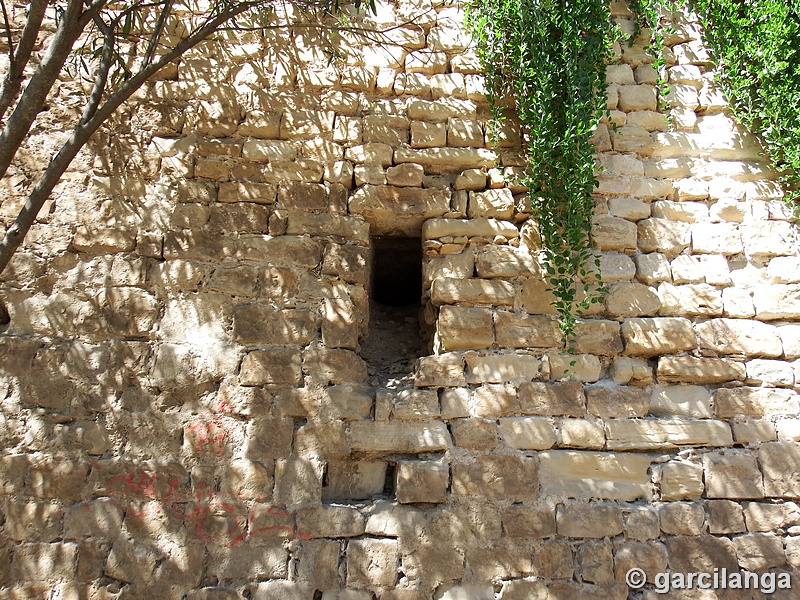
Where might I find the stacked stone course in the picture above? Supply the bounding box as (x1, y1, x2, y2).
(1, 0, 800, 598)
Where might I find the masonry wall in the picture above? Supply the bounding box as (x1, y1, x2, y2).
(1, 1, 800, 598)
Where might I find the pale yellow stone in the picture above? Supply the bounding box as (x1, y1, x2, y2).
(539, 451, 651, 501)
(696, 318, 782, 357)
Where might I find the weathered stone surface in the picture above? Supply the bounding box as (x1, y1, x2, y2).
(465, 354, 541, 384)
(659, 502, 705, 535)
(605, 282, 661, 317)
(638, 218, 691, 255)
(296, 506, 365, 538)
(714, 387, 799, 418)
(414, 352, 466, 387)
(273, 458, 323, 507)
(556, 503, 625, 538)
(605, 418, 733, 449)
(650, 385, 712, 419)
(741, 221, 796, 256)
(323, 460, 386, 500)
(658, 282, 723, 316)
(395, 461, 449, 503)
(706, 499, 746, 534)
(452, 455, 538, 502)
(349, 421, 451, 453)
(494, 312, 561, 348)
(431, 278, 516, 307)
(621, 317, 696, 356)
(540, 452, 650, 501)
(347, 539, 399, 589)
(753, 284, 800, 319)
(573, 319, 623, 355)
(657, 356, 745, 384)
(759, 441, 800, 497)
(591, 215, 637, 251)
(473, 383, 519, 417)
(665, 536, 739, 574)
(658, 461, 704, 500)
(704, 451, 764, 499)
(394, 147, 497, 174)
(518, 381, 585, 417)
(233, 306, 316, 345)
(586, 386, 649, 418)
(423, 217, 519, 240)
(697, 318, 782, 357)
(733, 533, 787, 571)
(237, 235, 321, 267)
(240, 349, 302, 386)
(498, 417, 557, 450)
(614, 541, 668, 585)
(438, 306, 493, 350)
(468, 189, 514, 219)
(349, 185, 451, 236)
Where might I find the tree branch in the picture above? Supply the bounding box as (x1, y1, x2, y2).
(0, 0, 47, 123)
(143, 0, 173, 67)
(79, 13, 115, 126)
(1, 1, 14, 62)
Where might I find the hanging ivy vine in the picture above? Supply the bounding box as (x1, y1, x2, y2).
(466, 0, 618, 343)
(632, 0, 800, 204)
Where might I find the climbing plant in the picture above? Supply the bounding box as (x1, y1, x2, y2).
(466, 0, 617, 343)
(632, 0, 800, 204)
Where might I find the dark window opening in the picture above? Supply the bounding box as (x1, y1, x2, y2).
(360, 237, 424, 385)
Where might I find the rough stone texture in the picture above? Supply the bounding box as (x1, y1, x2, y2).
(540, 451, 650, 501)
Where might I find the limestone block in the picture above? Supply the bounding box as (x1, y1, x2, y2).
(405, 50, 448, 75)
(237, 235, 321, 267)
(610, 356, 653, 386)
(697, 318, 782, 358)
(207, 203, 270, 234)
(233, 306, 316, 345)
(590, 215, 637, 251)
(516, 381, 584, 417)
(732, 533, 787, 571)
(242, 139, 298, 163)
(607, 197, 650, 220)
(468, 189, 514, 219)
(498, 417, 557, 450)
(571, 319, 623, 355)
(448, 118, 484, 148)
(407, 98, 474, 122)
(410, 120, 447, 148)
(276, 181, 327, 211)
(349, 421, 450, 453)
(605, 282, 661, 317)
(323, 460, 386, 501)
(494, 311, 561, 348)
(437, 305, 493, 350)
(627, 110, 668, 131)
(714, 387, 799, 419)
(666, 535, 739, 574)
(733, 419, 777, 445)
(423, 217, 518, 240)
(631, 177, 673, 199)
(606, 64, 635, 85)
(651, 201, 707, 223)
(376, 388, 439, 421)
(452, 455, 538, 502)
(464, 354, 541, 384)
(355, 164, 386, 186)
(431, 73, 467, 99)
(474, 383, 519, 417)
(414, 353, 466, 387)
(759, 441, 800, 497)
(450, 418, 497, 450)
(546, 352, 601, 383)
(658, 282, 723, 316)
(273, 458, 323, 507)
(395, 460, 449, 503)
(650, 385, 712, 419)
(722, 287, 755, 318)
(634, 253, 671, 285)
(207, 265, 259, 296)
(741, 221, 796, 257)
(454, 168, 486, 191)
(518, 278, 558, 315)
(657, 356, 745, 384)
(363, 114, 409, 145)
(618, 84, 657, 111)
(558, 418, 605, 449)
(240, 349, 302, 386)
(658, 461, 704, 500)
(780, 324, 800, 359)
(704, 451, 764, 499)
(386, 164, 424, 188)
(586, 386, 649, 418)
(669, 254, 708, 285)
(621, 317, 696, 356)
(345, 143, 393, 166)
(704, 500, 746, 535)
(597, 153, 644, 176)
(746, 358, 794, 387)
(473, 246, 537, 278)
(778, 418, 800, 441)
(394, 147, 497, 174)
(220, 459, 273, 501)
(614, 540, 668, 586)
(637, 218, 691, 255)
(296, 506, 365, 538)
(556, 503, 626, 538)
(754, 284, 800, 319)
(218, 181, 277, 204)
(238, 110, 281, 138)
(594, 253, 636, 283)
(431, 278, 515, 307)
(280, 109, 335, 139)
(610, 124, 653, 154)
(347, 539, 399, 589)
(349, 185, 450, 236)
(303, 348, 367, 385)
(690, 222, 743, 255)
(605, 418, 733, 450)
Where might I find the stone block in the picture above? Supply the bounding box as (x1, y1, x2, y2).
(605, 418, 733, 450)
(558, 418, 605, 449)
(706, 499, 746, 534)
(666, 536, 739, 574)
(395, 461, 449, 503)
(658, 282, 723, 316)
(238, 235, 321, 267)
(557, 503, 625, 538)
(605, 282, 661, 317)
(650, 385, 712, 419)
(704, 451, 764, 499)
(431, 278, 516, 307)
(691, 222, 743, 254)
(518, 381, 585, 417)
(540, 452, 650, 501)
(437, 305, 493, 350)
(386, 164, 424, 188)
(448, 118, 484, 148)
(659, 502, 705, 535)
(743, 501, 800, 532)
(586, 386, 649, 418)
(473, 383, 519, 417)
(608, 196, 650, 221)
(451, 418, 498, 450)
(741, 221, 796, 257)
(614, 541, 668, 585)
(638, 218, 691, 255)
(634, 253, 671, 285)
(295, 506, 365, 538)
(754, 284, 800, 319)
(657, 356, 745, 384)
(349, 421, 450, 453)
(347, 539, 399, 589)
(546, 352, 601, 383)
(240, 349, 302, 386)
(303, 348, 367, 385)
(233, 306, 316, 345)
(618, 84, 657, 111)
(759, 441, 800, 497)
(572, 319, 623, 355)
(345, 142, 393, 166)
(498, 417, 557, 450)
(519, 278, 559, 315)
(714, 387, 799, 418)
(452, 455, 538, 502)
(423, 217, 518, 240)
(394, 147, 497, 174)
(273, 458, 323, 507)
(464, 354, 541, 384)
(596, 252, 636, 282)
(591, 215, 637, 251)
(468, 189, 514, 219)
(658, 461, 704, 500)
(323, 460, 386, 501)
(746, 358, 794, 387)
(625, 507, 661, 541)
(621, 317, 696, 356)
(494, 311, 561, 348)
(410, 120, 447, 148)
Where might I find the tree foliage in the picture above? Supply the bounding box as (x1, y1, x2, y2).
(466, 0, 617, 343)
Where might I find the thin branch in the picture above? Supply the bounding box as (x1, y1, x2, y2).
(0, 0, 46, 123)
(80, 13, 114, 126)
(1, 1, 14, 62)
(143, 0, 173, 66)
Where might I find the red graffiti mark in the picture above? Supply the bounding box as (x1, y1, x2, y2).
(187, 420, 228, 456)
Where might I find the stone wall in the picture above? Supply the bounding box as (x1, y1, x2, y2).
(1, 1, 799, 598)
